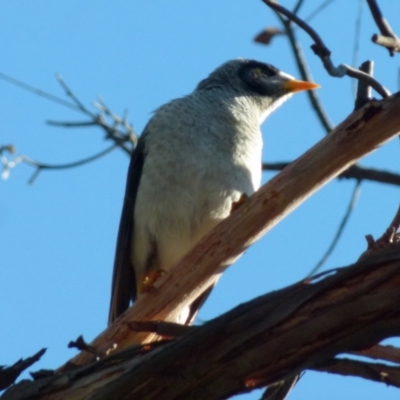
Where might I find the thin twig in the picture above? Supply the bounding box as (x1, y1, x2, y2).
(0, 71, 136, 156)
(47, 120, 98, 128)
(261, 0, 391, 98)
(21, 144, 118, 184)
(303, 0, 336, 23)
(273, 10, 334, 133)
(0, 72, 79, 111)
(352, 0, 364, 98)
(358, 205, 400, 261)
(307, 181, 361, 277)
(56, 74, 93, 114)
(292, 0, 305, 16)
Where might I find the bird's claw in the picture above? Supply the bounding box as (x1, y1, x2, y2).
(139, 269, 167, 294)
(230, 193, 250, 214)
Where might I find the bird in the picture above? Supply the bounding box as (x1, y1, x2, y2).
(108, 58, 319, 325)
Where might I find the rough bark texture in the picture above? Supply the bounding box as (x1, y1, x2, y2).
(3, 245, 400, 399)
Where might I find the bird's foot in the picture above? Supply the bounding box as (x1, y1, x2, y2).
(139, 269, 166, 294)
(230, 193, 250, 213)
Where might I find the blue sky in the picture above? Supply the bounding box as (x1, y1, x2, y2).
(1, 1, 400, 399)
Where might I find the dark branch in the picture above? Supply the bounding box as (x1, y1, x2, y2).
(0, 348, 46, 391)
(5, 244, 400, 399)
(312, 357, 400, 389)
(353, 344, 400, 364)
(355, 61, 374, 109)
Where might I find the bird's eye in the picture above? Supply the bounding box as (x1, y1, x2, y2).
(261, 65, 278, 77)
(254, 66, 276, 78)
(239, 62, 279, 95)
(254, 67, 263, 76)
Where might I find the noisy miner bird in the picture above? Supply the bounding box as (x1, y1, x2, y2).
(108, 58, 319, 325)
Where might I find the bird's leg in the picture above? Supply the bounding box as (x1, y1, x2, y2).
(230, 193, 250, 214)
(138, 269, 167, 294)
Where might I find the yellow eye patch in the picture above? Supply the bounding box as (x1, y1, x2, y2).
(255, 67, 264, 76)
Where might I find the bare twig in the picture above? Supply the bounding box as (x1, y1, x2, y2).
(366, 0, 400, 56)
(303, 0, 336, 22)
(272, 10, 334, 133)
(0, 348, 46, 391)
(0, 71, 136, 156)
(261, 0, 391, 98)
(19, 144, 118, 184)
(372, 35, 400, 55)
(307, 181, 361, 277)
(359, 205, 400, 262)
(312, 357, 400, 389)
(291, 0, 305, 16)
(0, 72, 79, 111)
(353, 344, 400, 364)
(53, 76, 135, 154)
(351, 0, 364, 98)
(355, 61, 374, 109)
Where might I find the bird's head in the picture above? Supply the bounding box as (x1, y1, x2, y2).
(196, 58, 319, 123)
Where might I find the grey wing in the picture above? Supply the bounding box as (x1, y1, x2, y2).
(108, 139, 146, 325)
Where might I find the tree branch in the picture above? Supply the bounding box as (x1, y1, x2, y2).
(4, 244, 400, 399)
(313, 357, 400, 389)
(366, 0, 400, 56)
(55, 92, 400, 371)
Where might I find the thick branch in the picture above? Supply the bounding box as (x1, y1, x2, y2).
(56, 93, 400, 371)
(5, 245, 400, 399)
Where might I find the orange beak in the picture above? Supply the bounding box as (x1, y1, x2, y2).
(283, 80, 320, 93)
